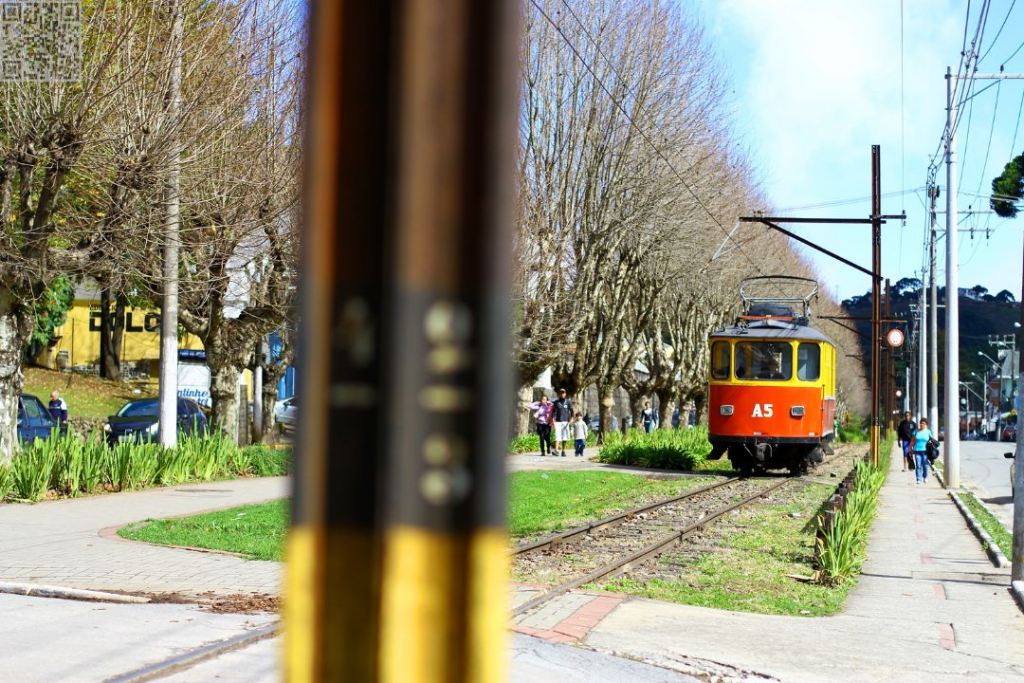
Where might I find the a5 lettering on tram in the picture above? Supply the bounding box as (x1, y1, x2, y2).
(707, 277, 837, 476)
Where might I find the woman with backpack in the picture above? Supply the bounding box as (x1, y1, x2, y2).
(911, 417, 936, 485)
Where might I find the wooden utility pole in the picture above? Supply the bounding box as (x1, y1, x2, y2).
(741, 146, 896, 467)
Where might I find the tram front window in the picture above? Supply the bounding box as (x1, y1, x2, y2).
(735, 341, 793, 381)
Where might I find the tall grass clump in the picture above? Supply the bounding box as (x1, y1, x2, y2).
(597, 427, 712, 470)
(10, 444, 55, 502)
(249, 445, 292, 476)
(0, 462, 12, 501)
(177, 432, 234, 480)
(108, 442, 161, 491)
(816, 439, 891, 586)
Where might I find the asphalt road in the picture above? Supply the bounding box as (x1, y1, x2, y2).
(958, 439, 1015, 529)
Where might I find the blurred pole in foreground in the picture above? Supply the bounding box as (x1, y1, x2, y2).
(287, 1, 519, 681)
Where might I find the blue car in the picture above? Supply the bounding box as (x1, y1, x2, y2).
(18, 394, 59, 442)
(105, 397, 209, 446)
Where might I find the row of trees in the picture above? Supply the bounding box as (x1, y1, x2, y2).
(0, 1, 301, 459)
(512, 0, 868, 437)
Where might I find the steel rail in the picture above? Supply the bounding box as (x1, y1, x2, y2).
(512, 476, 741, 556)
(511, 478, 793, 617)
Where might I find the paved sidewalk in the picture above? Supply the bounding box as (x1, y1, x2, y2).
(0, 477, 288, 596)
(514, 447, 1024, 682)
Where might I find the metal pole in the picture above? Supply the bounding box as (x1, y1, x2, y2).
(378, 3, 518, 682)
(285, 3, 393, 679)
(945, 66, 961, 488)
(885, 278, 893, 433)
(158, 0, 183, 450)
(870, 145, 882, 467)
(1014, 229, 1024, 582)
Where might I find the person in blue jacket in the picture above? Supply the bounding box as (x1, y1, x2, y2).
(911, 418, 934, 484)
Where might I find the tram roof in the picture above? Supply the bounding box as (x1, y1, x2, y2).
(710, 319, 833, 344)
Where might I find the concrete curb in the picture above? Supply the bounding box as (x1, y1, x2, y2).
(0, 581, 151, 604)
(947, 491, 1010, 568)
(103, 622, 279, 683)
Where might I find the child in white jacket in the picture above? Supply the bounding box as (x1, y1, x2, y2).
(571, 412, 589, 457)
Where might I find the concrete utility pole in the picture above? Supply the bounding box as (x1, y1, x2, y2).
(942, 70, 1024, 488)
(919, 270, 927, 422)
(158, 0, 183, 450)
(929, 186, 939, 433)
(1015, 232, 1024, 584)
(944, 66, 960, 488)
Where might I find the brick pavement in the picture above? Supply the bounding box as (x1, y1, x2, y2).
(0, 477, 288, 596)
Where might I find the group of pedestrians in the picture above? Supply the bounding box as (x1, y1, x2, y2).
(897, 411, 939, 484)
(529, 388, 588, 457)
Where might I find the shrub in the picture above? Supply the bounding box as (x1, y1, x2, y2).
(816, 440, 891, 586)
(10, 445, 54, 502)
(249, 445, 291, 476)
(597, 427, 712, 470)
(108, 442, 161, 491)
(79, 439, 107, 494)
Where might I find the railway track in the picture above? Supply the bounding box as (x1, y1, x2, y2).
(512, 450, 856, 616)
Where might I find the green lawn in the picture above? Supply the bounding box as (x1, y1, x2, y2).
(508, 471, 714, 537)
(960, 490, 1012, 558)
(24, 366, 138, 420)
(119, 499, 289, 561)
(603, 481, 850, 617)
(119, 471, 718, 559)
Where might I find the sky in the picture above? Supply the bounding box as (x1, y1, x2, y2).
(697, 0, 1024, 303)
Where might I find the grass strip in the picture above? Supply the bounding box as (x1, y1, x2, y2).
(603, 482, 849, 616)
(959, 490, 1012, 558)
(118, 471, 719, 559)
(508, 471, 713, 537)
(119, 499, 289, 561)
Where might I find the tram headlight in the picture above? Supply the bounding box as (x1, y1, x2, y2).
(720, 405, 734, 416)
(790, 406, 805, 417)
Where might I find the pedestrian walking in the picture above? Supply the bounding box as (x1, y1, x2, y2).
(911, 417, 935, 484)
(48, 390, 68, 427)
(528, 395, 554, 456)
(641, 401, 655, 433)
(571, 412, 588, 457)
(551, 388, 573, 457)
(897, 411, 916, 472)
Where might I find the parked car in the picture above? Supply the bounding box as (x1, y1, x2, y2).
(274, 396, 297, 433)
(105, 397, 209, 445)
(1002, 424, 1017, 442)
(18, 394, 58, 442)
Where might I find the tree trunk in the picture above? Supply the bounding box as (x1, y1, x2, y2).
(628, 391, 645, 431)
(259, 379, 278, 442)
(693, 390, 707, 427)
(210, 364, 241, 443)
(0, 298, 27, 461)
(597, 385, 615, 445)
(515, 383, 533, 437)
(100, 290, 126, 381)
(655, 388, 673, 429)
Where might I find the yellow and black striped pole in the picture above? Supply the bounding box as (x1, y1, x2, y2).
(285, 2, 395, 681)
(379, 2, 518, 681)
(287, 1, 518, 681)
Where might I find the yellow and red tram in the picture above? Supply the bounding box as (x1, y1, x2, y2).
(707, 277, 837, 475)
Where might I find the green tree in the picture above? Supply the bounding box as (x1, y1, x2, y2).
(29, 277, 74, 348)
(991, 153, 1024, 218)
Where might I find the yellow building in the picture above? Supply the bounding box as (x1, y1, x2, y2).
(36, 283, 204, 374)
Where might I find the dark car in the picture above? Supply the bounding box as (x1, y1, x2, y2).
(1003, 424, 1017, 442)
(18, 394, 58, 442)
(106, 397, 209, 445)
